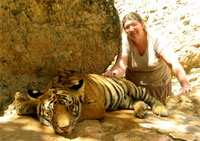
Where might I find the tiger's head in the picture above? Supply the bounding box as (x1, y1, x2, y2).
(36, 73, 85, 135)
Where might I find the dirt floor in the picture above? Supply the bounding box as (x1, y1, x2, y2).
(0, 114, 66, 141)
(0, 110, 173, 141)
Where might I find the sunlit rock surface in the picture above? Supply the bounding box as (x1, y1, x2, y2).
(140, 89, 200, 141)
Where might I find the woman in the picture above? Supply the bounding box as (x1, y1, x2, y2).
(103, 12, 192, 104)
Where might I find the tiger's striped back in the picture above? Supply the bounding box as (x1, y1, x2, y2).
(86, 74, 157, 111)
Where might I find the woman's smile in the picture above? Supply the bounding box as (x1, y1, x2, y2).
(124, 19, 144, 40)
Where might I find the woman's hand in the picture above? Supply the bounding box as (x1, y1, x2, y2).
(102, 71, 116, 77)
(180, 85, 193, 94)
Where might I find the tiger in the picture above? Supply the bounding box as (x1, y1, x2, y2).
(15, 70, 168, 135)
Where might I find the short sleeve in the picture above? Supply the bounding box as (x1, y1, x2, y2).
(153, 32, 170, 54)
(120, 33, 129, 56)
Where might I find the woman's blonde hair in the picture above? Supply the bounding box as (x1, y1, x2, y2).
(122, 12, 146, 31)
(122, 12, 143, 29)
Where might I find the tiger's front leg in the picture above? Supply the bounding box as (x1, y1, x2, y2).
(79, 101, 106, 121)
(15, 92, 38, 115)
(133, 101, 148, 118)
(152, 101, 168, 117)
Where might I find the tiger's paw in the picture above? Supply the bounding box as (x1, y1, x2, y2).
(134, 101, 148, 118)
(153, 104, 169, 117)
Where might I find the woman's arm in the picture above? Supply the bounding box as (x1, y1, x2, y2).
(102, 53, 128, 78)
(160, 48, 193, 94)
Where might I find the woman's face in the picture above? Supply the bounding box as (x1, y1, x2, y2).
(124, 19, 145, 40)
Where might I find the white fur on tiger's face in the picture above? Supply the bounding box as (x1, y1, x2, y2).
(36, 88, 82, 134)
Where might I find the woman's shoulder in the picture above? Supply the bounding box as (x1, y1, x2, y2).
(147, 29, 171, 54)
(147, 29, 163, 41)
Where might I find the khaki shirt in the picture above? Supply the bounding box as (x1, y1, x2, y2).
(121, 30, 171, 87)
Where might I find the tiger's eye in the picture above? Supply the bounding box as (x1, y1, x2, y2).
(59, 101, 65, 104)
(67, 100, 72, 105)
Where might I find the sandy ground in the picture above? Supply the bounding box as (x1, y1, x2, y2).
(0, 110, 170, 141)
(1, 108, 200, 141)
(0, 114, 67, 141)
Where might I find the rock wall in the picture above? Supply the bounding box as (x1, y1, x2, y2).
(0, 0, 121, 112)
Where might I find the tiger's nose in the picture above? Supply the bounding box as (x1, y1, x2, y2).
(60, 125, 70, 132)
(56, 114, 73, 128)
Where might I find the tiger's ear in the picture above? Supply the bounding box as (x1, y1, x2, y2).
(27, 89, 43, 99)
(70, 79, 84, 91)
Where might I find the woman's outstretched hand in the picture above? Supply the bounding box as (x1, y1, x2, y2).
(102, 71, 116, 77)
(180, 85, 193, 94)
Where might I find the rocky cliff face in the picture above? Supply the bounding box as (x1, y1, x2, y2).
(0, 0, 121, 111)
